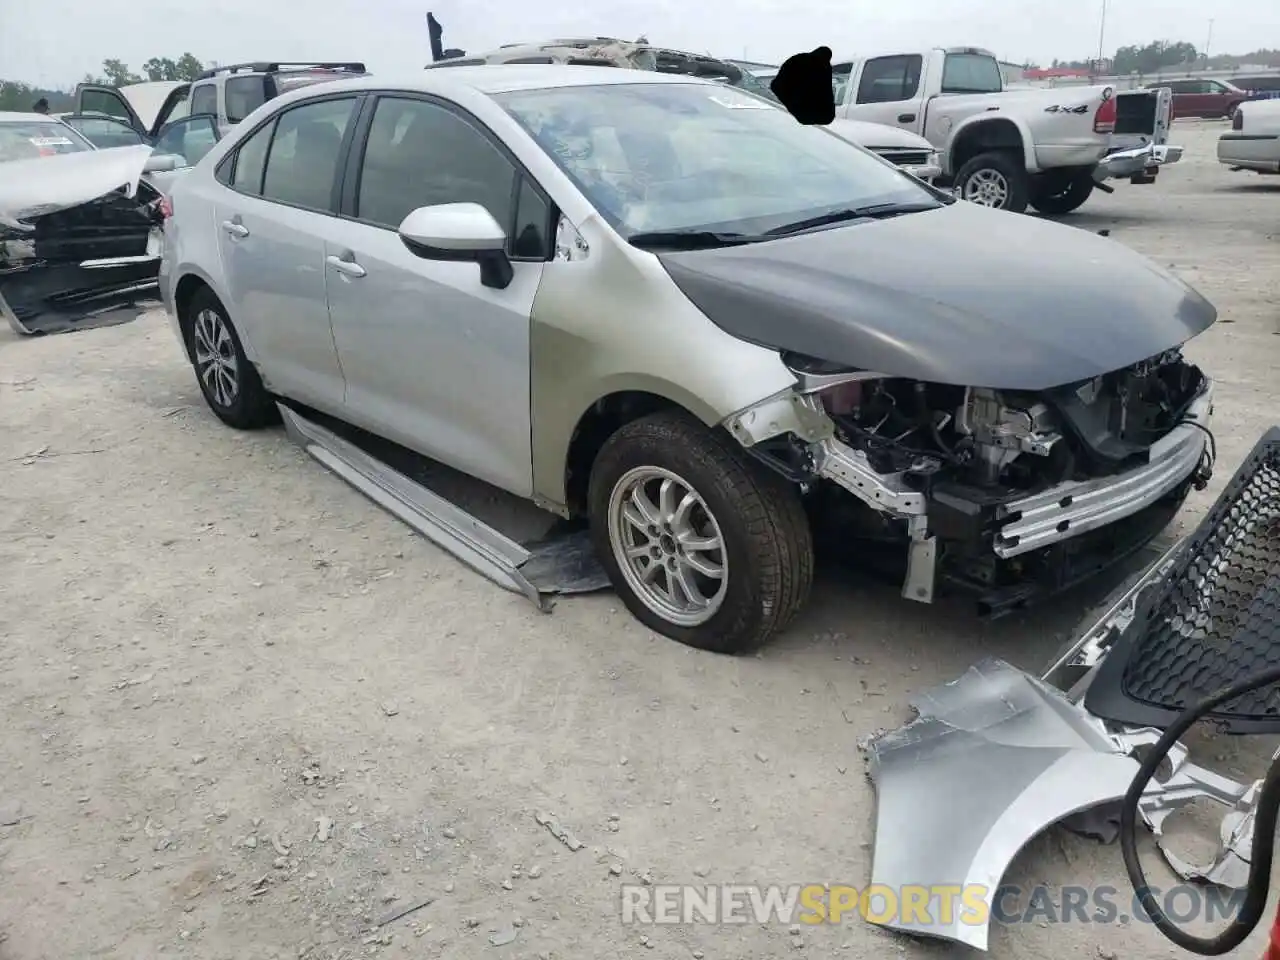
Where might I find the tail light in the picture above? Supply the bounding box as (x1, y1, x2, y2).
(1094, 94, 1117, 134)
(158, 195, 174, 220)
(1232, 108, 1244, 131)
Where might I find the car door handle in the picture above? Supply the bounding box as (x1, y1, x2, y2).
(326, 254, 366, 278)
(221, 220, 249, 238)
(898, 113, 916, 123)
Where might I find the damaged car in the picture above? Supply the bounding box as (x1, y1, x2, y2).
(160, 67, 1217, 653)
(1, 111, 169, 335)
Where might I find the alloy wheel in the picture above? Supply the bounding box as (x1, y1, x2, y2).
(606, 466, 728, 627)
(963, 168, 1010, 208)
(192, 308, 240, 408)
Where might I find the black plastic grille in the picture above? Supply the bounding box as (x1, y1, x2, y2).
(1084, 427, 1280, 734)
(874, 149, 932, 167)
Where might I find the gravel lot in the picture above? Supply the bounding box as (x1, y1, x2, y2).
(1, 120, 1277, 960)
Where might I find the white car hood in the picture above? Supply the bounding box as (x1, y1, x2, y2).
(118, 80, 188, 130)
(825, 118, 934, 151)
(0, 144, 153, 230)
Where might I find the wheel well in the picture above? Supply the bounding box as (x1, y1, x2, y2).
(563, 391, 685, 516)
(950, 119, 1026, 172)
(173, 274, 212, 354)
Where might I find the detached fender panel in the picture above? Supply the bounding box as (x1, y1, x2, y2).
(866, 659, 1140, 951)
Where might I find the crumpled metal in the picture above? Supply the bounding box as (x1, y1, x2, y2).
(0, 144, 153, 230)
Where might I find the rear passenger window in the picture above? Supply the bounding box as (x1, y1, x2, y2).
(261, 97, 357, 211)
(356, 96, 517, 234)
(190, 83, 217, 117)
(225, 121, 272, 192)
(225, 76, 267, 124)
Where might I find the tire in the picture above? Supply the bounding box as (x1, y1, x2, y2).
(587, 409, 814, 655)
(1029, 173, 1096, 215)
(183, 287, 278, 429)
(954, 151, 1030, 213)
(1226, 102, 1241, 120)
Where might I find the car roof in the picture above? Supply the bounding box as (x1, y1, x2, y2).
(289, 63, 719, 99)
(0, 111, 66, 123)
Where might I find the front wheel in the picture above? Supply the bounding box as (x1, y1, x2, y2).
(1029, 172, 1096, 215)
(587, 410, 814, 654)
(954, 151, 1030, 213)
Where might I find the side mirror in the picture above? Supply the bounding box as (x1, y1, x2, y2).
(143, 152, 182, 173)
(397, 202, 512, 289)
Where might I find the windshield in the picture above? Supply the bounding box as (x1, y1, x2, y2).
(494, 82, 939, 239)
(0, 120, 95, 162)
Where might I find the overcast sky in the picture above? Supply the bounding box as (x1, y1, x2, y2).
(0, 0, 1266, 88)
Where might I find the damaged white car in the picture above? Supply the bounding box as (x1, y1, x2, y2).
(0, 112, 172, 335)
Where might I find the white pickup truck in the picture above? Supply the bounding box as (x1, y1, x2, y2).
(832, 47, 1181, 214)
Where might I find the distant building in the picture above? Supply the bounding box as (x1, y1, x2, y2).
(1023, 67, 1095, 81)
(997, 61, 1028, 85)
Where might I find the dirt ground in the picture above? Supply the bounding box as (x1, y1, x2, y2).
(1, 121, 1278, 960)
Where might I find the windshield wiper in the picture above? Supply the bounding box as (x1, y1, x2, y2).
(764, 202, 940, 237)
(627, 230, 767, 250)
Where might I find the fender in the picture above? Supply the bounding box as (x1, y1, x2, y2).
(533, 372, 727, 512)
(944, 113, 1039, 177)
(171, 262, 262, 364)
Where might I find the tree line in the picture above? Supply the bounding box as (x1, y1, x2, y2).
(1041, 42, 1280, 74)
(0, 53, 207, 113)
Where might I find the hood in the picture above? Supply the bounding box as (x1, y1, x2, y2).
(118, 81, 189, 130)
(657, 201, 1217, 391)
(0, 145, 154, 230)
(826, 118, 934, 152)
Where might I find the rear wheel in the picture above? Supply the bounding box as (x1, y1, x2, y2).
(954, 151, 1030, 213)
(183, 287, 278, 429)
(1029, 171, 1096, 215)
(587, 410, 813, 655)
(1226, 101, 1241, 120)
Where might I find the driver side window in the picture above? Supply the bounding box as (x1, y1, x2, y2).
(356, 96, 518, 239)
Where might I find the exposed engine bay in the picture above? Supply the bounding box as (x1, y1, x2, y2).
(731, 348, 1214, 617)
(809, 348, 1208, 494)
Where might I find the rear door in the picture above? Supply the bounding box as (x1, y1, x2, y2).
(324, 93, 547, 495)
(210, 94, 360, 407)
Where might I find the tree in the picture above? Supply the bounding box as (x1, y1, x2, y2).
(142, 57, 179, 81)
(0, 80, 73, 112)
(174, 53, 205, 80)
(101, 58, 142, 86)
(139, 53, 206, 82)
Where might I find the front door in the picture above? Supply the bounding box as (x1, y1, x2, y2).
(211, 95, 359, 408)
(324, 93, 546, 497)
